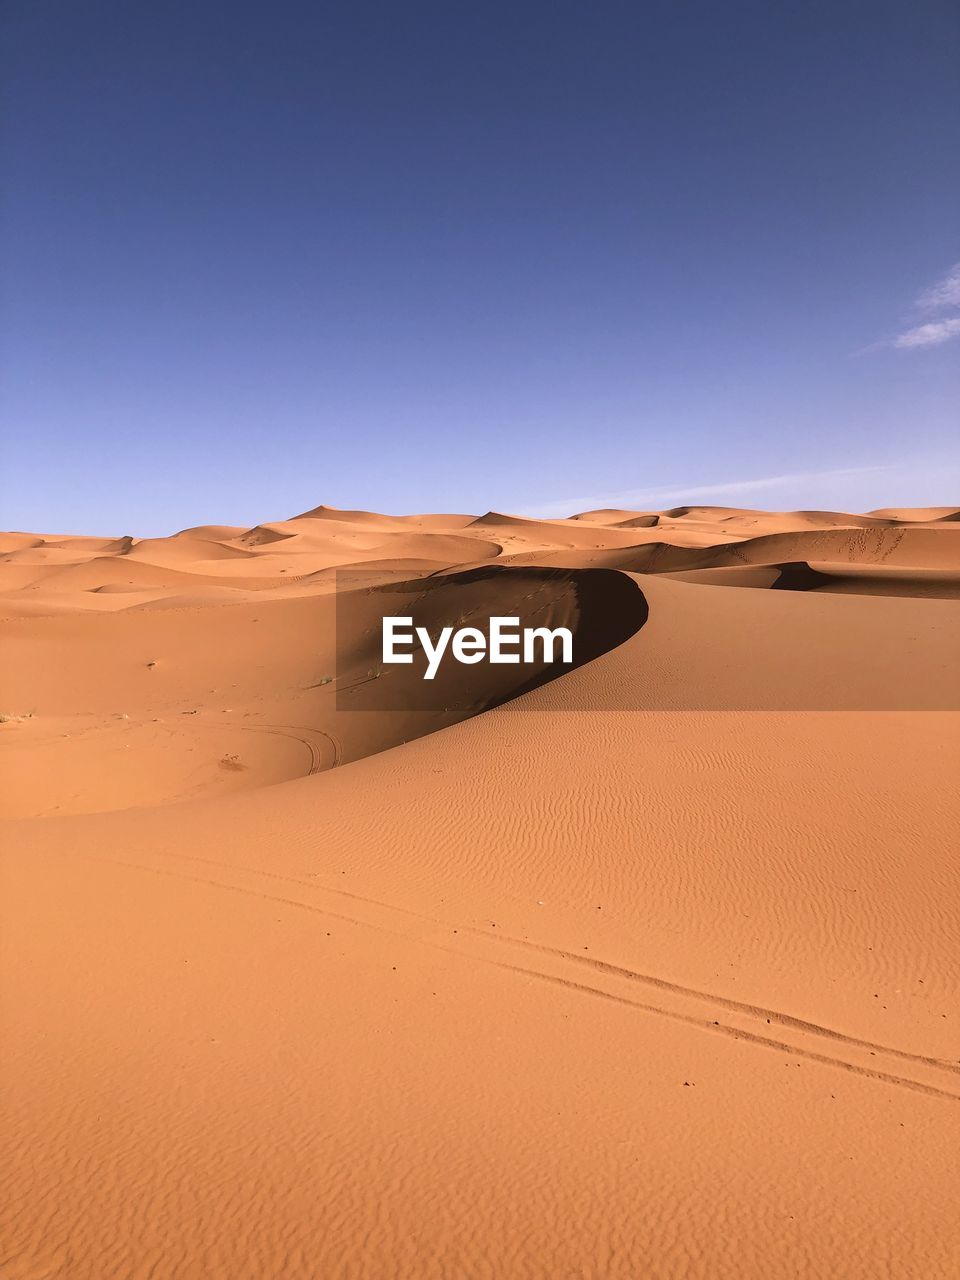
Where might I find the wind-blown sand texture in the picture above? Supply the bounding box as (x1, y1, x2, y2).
(2, 503, 959, 1278)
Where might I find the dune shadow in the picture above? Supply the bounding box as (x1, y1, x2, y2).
(334, 564, 649, 718)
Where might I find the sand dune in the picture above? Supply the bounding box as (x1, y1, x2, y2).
(869, 506, 960, 523)
(2, 502, 958, 1278)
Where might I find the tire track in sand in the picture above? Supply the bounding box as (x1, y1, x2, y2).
(236, 722, 341, 771)
(79, 848, 960, 1103)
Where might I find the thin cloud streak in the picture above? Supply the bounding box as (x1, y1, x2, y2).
(886, 262, 960, 350)
(526, 463, 897, 519)
(894, 317, 960, 349)
(916, 262, 960, 313)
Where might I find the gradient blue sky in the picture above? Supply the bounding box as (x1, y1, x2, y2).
(2, 1, 958, 534)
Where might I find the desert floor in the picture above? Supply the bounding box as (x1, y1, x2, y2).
(2, 502, 959, 1278)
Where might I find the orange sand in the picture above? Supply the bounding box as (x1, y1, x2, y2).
(2, 504, 958, 1277)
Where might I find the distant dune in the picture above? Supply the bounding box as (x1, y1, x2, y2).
(2, 503, 958, 1278)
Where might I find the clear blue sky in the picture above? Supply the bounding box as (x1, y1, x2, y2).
(2, 1, 958, 534)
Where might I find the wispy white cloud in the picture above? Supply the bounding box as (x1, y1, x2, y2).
(526, 462, 896, 519)
(893, 316, 960, 349)
(886, 262, 960, 350)
(916, 261, 960, 313)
